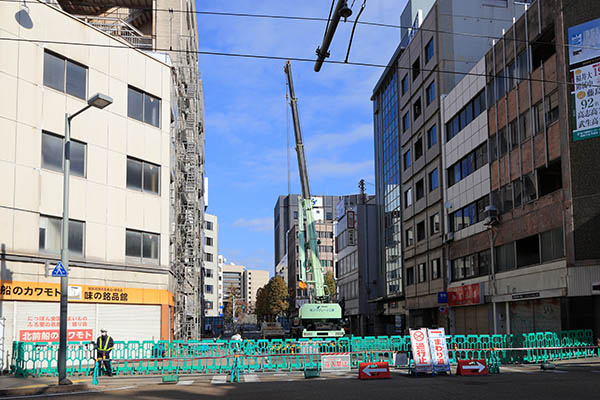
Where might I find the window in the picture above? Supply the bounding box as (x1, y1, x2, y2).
(516, 235, 540, 268)
(427, 125, 437, 148)
(127, 157, 160, 194)
(429, 169, 439, 191)
(293, 211, 298, 219)
(489, 134, 498, 162)
(517, 51, 529, 81)
(478, 250, 491, 276)
(452, 258, 464, 280)
(425, 39, 434, 63)
(326, 212, 333, 221)
(43, 51, 87, 99)
(499, 128, 508, 157)
(523, 173, 537, 203)
(513, 178, 522, 208)
(541, 227, 564, 262)
(415, 138, 423, 160)
(475, 142, 488, 169)
(205, 285, 214, 294)
(39, 215, 84, 255)
(465, 255, 475, 278)
(412, 57, 420, 80)
(537, 160, 562, 197)
(126, 229, 159, 262)
(206, 237, 213, 246)
(520, 110, 531, 141)
(414, 98, 422, 119)
(448, 163, 460, 187)
(461, 153, 474, 177)
(402, 74, 409, 95)
(416, 179, 424, 200)
(204, 301, 213, 311)
(204, 252, 214, 262)
(205, 221, 214, 230)
(534, 101, 544, 134)
(476, 196, 489, 223)
(509, 120, 518, 150)
(452, 209, 463, 232)
(502, 183, 513, 213)
(417, 221, 426, 242)
(451, 196, 488, 231)
(128, 86, 161, 127)
(495, 242, 516, 272)
(546, 91, 559, 125)
(496, 69, 506, 101)
(404, 188, 413, 208)
(446, 91, 486, 142)
(41, 132, 86, 177)
(403, 112, 410, 132)
(507, 61, 517, 90)
(426, 81, 435, 106)
(204, 268, 214, 278)
(406, 267, 415, 285)
(405, 227, 414, 246)
(403, 150, 411, 169)
(431, 258, 441, 280)
(418, 263, 427, 282)
(430, 213, 440, 234)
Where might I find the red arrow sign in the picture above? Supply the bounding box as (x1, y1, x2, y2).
(456, 359, 489, 376)
(358, 362, 391, 379)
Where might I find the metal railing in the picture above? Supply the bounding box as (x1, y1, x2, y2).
(76, 15, 152, 50)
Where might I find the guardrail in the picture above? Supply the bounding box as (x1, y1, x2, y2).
(10, 329, 597, 377)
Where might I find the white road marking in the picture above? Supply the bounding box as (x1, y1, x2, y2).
(176, 380, 194, 385)
(273, 373, 288, 376)
(546, 370, 568, 374)
(211, 375, 227, 384)
(500, 367, 536, 374)
(244, 374, 259, 382)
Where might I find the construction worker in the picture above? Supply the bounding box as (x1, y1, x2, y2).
(96, 329, 114, 376)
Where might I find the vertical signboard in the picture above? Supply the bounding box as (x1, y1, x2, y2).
(572, 63, 600, 142)
(568, 18, 600, 66)
(409, 328, 433, 373)
(427, 328, 451, 374)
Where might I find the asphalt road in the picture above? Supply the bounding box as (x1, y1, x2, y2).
(23, 364, 600, 400)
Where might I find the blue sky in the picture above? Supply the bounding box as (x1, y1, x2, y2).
(196, 0, 408, 274)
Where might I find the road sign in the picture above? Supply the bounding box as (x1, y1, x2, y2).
(427, 328, 450, 374)
(410, 328, 433, 374)
(358, 362, 390, 379)
(51, 262, 68, 277)
(456, 360, 488, 376)
(437, 292, 448, 304)
(322, 354, 351, 372)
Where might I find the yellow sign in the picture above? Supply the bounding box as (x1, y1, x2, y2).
(0, 280, 173, 306)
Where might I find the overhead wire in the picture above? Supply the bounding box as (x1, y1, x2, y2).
(344, 0, 367, 63)
(0, 35, 593, 89)
(3, 0, 600, 53)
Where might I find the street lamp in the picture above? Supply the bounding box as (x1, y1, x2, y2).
(58, 93, 112, 385)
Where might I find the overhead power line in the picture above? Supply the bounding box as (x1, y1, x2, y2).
(3, 0, 600, 53)
(0, 35, 592, 89)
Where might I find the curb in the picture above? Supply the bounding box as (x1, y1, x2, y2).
(0, 383, 88, 397)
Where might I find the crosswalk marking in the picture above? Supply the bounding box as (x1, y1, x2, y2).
(273, 373, 288, 376)
(211, 375, 227, 384)
(244, 374, 259, 382)
(176, 380, 194, 385)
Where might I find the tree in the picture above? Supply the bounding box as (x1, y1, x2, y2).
(255, 286, 268, 322)
(325, 271, 336, 301)
(266, 276, 288, 319)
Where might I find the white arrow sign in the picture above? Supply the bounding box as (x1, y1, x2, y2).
(462, 361, 485, 373)
(362, 364, 387, 376)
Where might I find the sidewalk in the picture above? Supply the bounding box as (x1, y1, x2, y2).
(0, 375, 90, 397)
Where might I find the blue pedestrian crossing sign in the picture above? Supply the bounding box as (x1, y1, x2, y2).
(51, 262, 68, 277)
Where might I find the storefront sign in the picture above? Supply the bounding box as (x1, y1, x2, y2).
(568, 18, 600, 66)
(448, 283, 483, 306)
(18, 310, 94, 342)
(511, 292, 540, 300)
(409, 328, 433, 373)
(427, 328, 450, 374)
(572, 63, 600, 142)
(0, 280, 173, 305)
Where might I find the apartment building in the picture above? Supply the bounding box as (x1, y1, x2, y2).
(243, 269, 269, 309)
(0, 1, 176, 360)
(203, 214, 219, 318)
(372, 0, 527, 332)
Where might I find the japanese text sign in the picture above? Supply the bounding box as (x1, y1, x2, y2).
(322, 355, 351, 372)
(409, 328, 432, 373)
(572, 63, 600, 142)
(427, 328, 450, 373)
(448, 283, 483, 306)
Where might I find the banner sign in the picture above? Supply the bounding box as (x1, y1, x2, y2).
(409, 328, 433, 373)
(322, 354, 351, 372)
(568, 17, 600, 66)
(0, 280, 173, 305)
(427, 328, 451, 374)
(448, 283, 483, 306)
(572, 63, 600, 142)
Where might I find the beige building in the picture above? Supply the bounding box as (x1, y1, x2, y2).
(0, 0, 204, 366)
(203, 214, 219, 317)
(244, 269, 269, 308)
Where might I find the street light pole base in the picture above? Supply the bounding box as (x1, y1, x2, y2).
(59, 378, 73, 385)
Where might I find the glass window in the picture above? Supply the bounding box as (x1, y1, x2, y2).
(546, 91, 559, 125)
(41, 132, 63, 172)
(418, 263, 426, 282)
(142, 232, 159, 260)
(402, 74, 409, 94)
(477, 196, 489, 223)
(502, 184, 513, 213)
(427, 81, 435, 105)
(429, 169, 438, 191)
(403, 150, 411, 169)
(534, 101, 544, 134)
(65, 60, 87, 100)
(412, 57, 420, 81)
(465, 255, 475, 277)
(461, 153, 474, 178)
(453, 209, 463, 232)
(39, 216, 62, 253)
(427, 125, 437, 148)
(453, 163, 461, 186)
(520, 110, 531, 141)
(489, 134, 498, 162)
(415, 138, 423, 160)
(126, 230, 142, 257)
(516, 235, 540, 268)
(406, 267, 414, 285)
(431, 258, 441, 280)
(430, 213, 440, 234)
(499, 128, 508, 156)
(475, 142, 488, 169)
(126, 158, 143, 190)
(496, 70, 506, 100)
(517, 51, 529, 80)
(513, 179, 522, 207)
(205, 253, 214, 262)
(509, 120, 519, 150)
(144, 93, 161, 127)
(206, 237, 213, 246)
(417, 221, 426, 241)
(70, 140, 86, 177)
(478, 250, 491, 276)
(496, 242, 516, 272)
(403, 112, 410, 132)
(464, 203, 476, 227)
(416, 179, 424, 200)
(143, 162, 160, 194)
(414, 98, 422, 119)
(205, 285, 213, 294)
(523, 173, 537, 202)
(205, 221, 213, 230)
(452, 258, 465, 280)
(425, 39, 434, 63)
(406, 227, 414, 246)
(405, 188, 413, 208)
(43, 52, 65, 92)
(128, 87, 144, 122)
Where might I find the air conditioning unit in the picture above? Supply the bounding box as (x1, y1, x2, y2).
(445, 232, 454, 241)
(483, 205, 499, 226)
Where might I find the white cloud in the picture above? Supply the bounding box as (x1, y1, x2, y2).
(233, 217, 274, 232)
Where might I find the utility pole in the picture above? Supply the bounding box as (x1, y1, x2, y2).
(314, 0, 352, 72)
